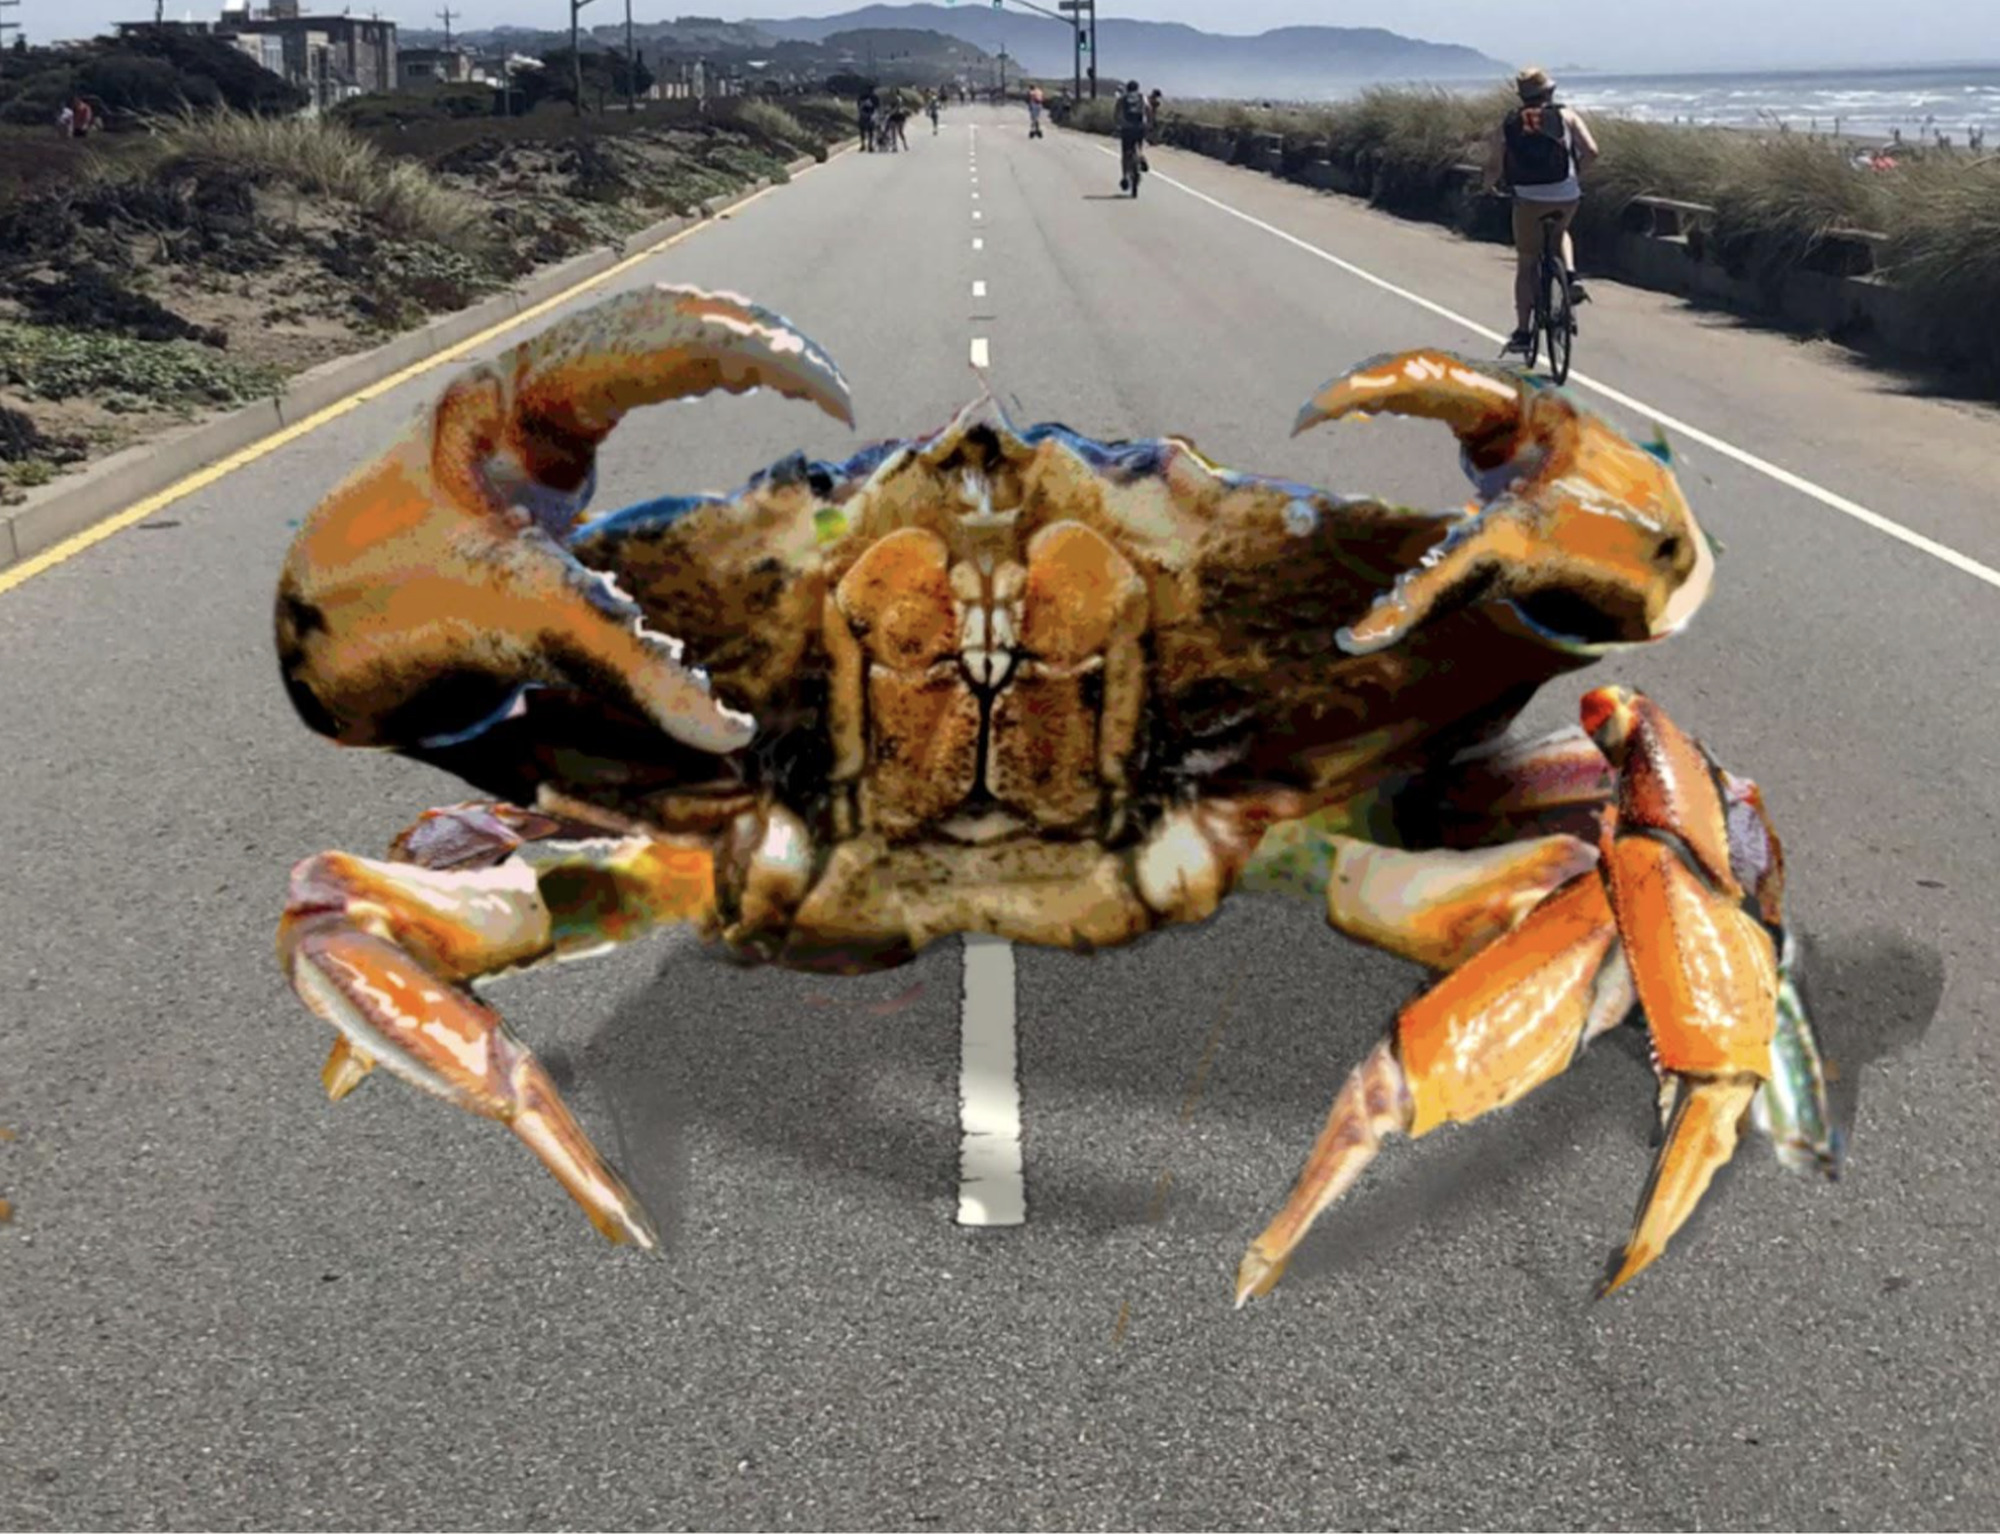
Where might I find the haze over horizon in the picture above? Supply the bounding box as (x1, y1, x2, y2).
(19, 0, 2000, 75)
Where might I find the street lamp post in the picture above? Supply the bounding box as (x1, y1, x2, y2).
(569, 0, 593, 117)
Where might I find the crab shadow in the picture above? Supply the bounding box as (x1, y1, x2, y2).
(560, 914, 1941, 1266)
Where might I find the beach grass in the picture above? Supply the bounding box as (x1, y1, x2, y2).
(102, 109, 491, 249)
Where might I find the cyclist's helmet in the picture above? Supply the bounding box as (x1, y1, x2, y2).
(1126, 81, 1140, 93)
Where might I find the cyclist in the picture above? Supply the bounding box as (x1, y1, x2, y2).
(1027, 83, 1046, 139)
(1115, 79, 1149, 191)
(927, 88, 942, 134)
(1483, 66, 1600, 354)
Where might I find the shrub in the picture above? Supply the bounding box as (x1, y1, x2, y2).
(144, 109, 489, 249)
(0, 321, 282, 409)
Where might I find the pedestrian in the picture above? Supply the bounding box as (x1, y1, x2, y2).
(1147, 87, 1163, 136)
(1027, 84, 1045, 138)
(72, 97, 94, 136)
(858, 85, 879, 153)
(56, 101, 75, 137)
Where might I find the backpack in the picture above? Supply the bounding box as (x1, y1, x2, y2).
(1117, 92, 1147, 133)
(1504, 103, 1572, 187)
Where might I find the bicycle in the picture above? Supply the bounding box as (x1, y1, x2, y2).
(1498, 193, 1577, 383)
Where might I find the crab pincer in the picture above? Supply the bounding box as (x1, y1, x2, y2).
(275, 285, 854, 758)
(1291, 350, 1714, 657)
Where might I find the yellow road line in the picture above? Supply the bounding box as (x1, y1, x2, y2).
(0, 160, 834, 598)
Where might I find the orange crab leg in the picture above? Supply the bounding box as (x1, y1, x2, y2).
(276, 285, 854, 758)
(1324, 832, 1601, 971)
(279, 805, 718, 1248)
(1291, 350, 1714, 657)
(1584, 686, 1779, 1296)
(1238, 870, 1631, 1305)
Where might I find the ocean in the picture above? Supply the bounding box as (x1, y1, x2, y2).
(1550, 64, 2000, 141)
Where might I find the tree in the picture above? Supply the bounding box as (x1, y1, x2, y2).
(536, 46, 649, 110)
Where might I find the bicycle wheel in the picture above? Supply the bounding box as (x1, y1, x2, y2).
(1542, 257, 1574, 384)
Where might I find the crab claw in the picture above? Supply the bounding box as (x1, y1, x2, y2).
(277, 285, 854, 758)
(1585, 685, 1781, 1296)
(1292, 350, 1714, 659)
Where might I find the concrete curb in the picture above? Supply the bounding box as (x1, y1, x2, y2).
(0, 142, 849, 576)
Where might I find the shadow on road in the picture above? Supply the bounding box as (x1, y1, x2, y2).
(1280, 921, 1945, 1289)
(560, 917, 1943, 1261)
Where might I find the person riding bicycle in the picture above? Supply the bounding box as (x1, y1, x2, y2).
(1027, 83, 1046, 139)
(927, 88, 942, 134)
(1115, 80, 1149, 191)
(1484, 66, 1599, 354)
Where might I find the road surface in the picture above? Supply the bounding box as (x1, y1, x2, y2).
(2, 106, 1997, 1530)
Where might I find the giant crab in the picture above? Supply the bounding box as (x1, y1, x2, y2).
(274, 285, 1841, 1301)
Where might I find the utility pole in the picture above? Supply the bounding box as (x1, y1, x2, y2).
(0, 0, 19, 97)
(569, 0, 593, 116)
(1053, 0, 1092, 103)
(435, 3, 455, 46)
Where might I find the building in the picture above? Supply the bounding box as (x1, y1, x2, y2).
(219, 0, 397, 110)
(396, 45, 474, 87)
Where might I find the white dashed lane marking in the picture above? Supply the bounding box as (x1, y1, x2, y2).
(954, 119, 1024, 1229)
(957, 935, 1026, 1226)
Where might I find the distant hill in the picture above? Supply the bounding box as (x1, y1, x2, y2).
(750, 3, 1506, 98)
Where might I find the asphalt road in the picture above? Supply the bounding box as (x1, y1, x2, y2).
(3, 105, 1998, 1531)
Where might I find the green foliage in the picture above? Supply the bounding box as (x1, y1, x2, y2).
(0, 322, 282, 410)
(109, 28, 308, 115)
(333, 83, 498, 130)
(78, 54, 221, 114)
(734, 99, 807, 149)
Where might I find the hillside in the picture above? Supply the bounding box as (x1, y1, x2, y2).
(751, 3, 1505, 98)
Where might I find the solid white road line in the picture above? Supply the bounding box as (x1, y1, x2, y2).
(971, 337, 991, 369)
(1096, 146, 2000, 596)
(957, 935, 1026, 1227)
(974, 280, 988, 299)
(973, 237, 984, 250)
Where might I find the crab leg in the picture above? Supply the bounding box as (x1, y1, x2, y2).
(276, 285, 854, 757)
(1237, 868, 1632, 1306)
(278, 803, 718, 1247)
(1582, 686, 1786, 1296)
(1291, 350, 1713, 657)
(1241, 687, 1832, 1303)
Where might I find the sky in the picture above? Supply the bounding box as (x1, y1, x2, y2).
(27, 0, 2000, 73)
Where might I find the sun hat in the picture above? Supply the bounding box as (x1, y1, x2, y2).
(1516, 66, 1556, 100)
